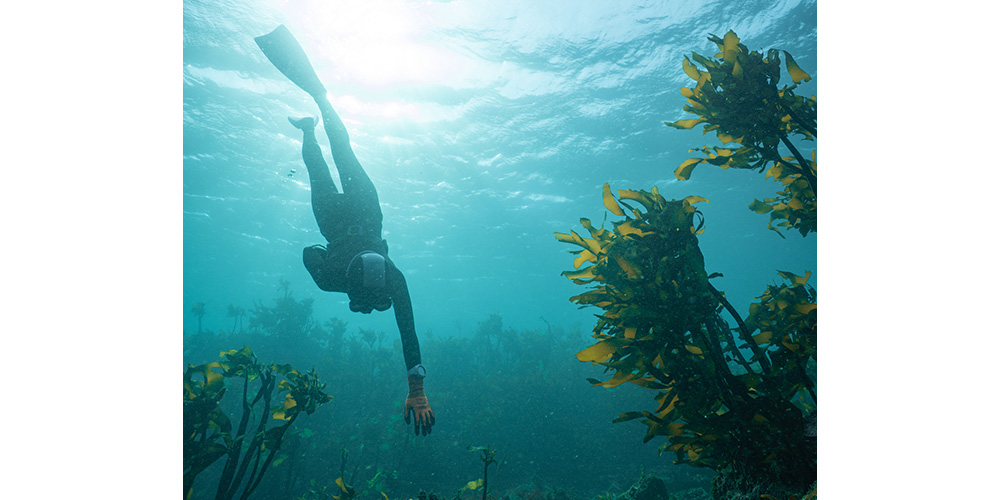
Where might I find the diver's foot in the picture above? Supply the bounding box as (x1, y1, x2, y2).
(288, 116, 317, 130)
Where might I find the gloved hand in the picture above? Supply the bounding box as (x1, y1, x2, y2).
(403, 374, 435, 436)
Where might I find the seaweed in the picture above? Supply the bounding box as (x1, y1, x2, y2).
(183, 345, 335, 500)
(665, 31, 816, 238)
(556, 183, 816, 499)
(554, 33, 817, 498)
(555, 36, 817, 499)
(192, 302, 207, 333)
(467, 445, 499, 500)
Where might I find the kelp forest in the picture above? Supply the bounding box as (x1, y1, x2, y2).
(184, 32, 816, 500)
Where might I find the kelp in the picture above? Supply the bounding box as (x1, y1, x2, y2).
(294, 477, 358, 500)
(467, 445, 499, 500)
(183, 345, 334, 500)
(666, 31, 816, 238)
(556, 185, 816, 498)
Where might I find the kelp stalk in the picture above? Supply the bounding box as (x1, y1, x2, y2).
(183, 346, 334, 500)
(778, 133, 816, 194)
(707, 283, 770, 373)
(467, 445, 498, 500)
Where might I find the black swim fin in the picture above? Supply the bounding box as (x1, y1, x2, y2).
(254, 25, 327, 99)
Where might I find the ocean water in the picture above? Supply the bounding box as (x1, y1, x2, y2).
(183, 0, 817, 498)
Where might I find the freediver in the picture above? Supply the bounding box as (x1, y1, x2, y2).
(255, 25, 435, 436)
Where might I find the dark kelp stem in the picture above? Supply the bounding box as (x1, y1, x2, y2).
(482, 459, 489, 500)
(708, 312, 753, 373)
(241, 415, 298, 500)
(215, 374, 254, 500)
(221, 371, 275, 500)
(708, 283, 771, 373)
(468, 445, 498, 500)
(778, 133, 817, 195)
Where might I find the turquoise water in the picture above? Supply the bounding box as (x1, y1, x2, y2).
(183, 0, 817, 337)
(183, 0, 817, 498)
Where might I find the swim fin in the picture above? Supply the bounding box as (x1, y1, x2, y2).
(254, 25, 327, 99)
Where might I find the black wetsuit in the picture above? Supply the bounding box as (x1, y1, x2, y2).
(297, 98, 422, 372)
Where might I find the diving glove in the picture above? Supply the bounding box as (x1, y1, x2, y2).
(403, 371, 435, 436)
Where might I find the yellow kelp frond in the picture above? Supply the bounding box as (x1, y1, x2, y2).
(674, 157, 706, 180)
(683, 345, 704, 356)
(579, 217, 609, 240)
(184, 368, 228, 410)
(783, 51, 812, 83)
(776, 270, 812, 286)
(715, 131, 741, 144)
(220, 344, 254, 361)
(722, 30, 741, 63)
(666, 118, 706, 130)
(765, 163, 785, 181)
(749, 199, 773, 214)
(732, 59, 743, 78)
(615, 220, 655, 238)
(655, 393, 680, 418)
(592, 370, 643, 389)
(795, 303, 817, 314)
(682, 57, 701, 80)
(272, 393, 297, 421)
(563, 265, 600, 283)
(682, 196, 709, 206)
(185, 362, 229, 397)
(554, 229, 602, 255)
(569, 286, 614, 306)
(553, 231, 579, 245)
(618, 188, 664, 211)
(602, 183, 626, 216)
(333, 477, 358, 500)
(573, 249, 598, 268)
(577, 338, 627, 363)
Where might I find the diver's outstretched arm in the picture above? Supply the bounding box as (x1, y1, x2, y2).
(386, 264, 421, 371)
(387, 264, 435, 436)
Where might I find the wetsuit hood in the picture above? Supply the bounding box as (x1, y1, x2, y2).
(347, 251, 392, 313)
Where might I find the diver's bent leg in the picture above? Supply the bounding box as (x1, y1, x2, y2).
(313, 95, 379, 202)
(294, 120, 342, 237)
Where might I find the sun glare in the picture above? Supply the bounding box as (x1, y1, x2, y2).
(291, 0, 462, 88)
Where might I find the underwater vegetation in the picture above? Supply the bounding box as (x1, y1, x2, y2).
(295, 476, 358, 500)
(556, 32, 816, 500)
(665, 31, 816, 239)
(184, 345, 334, 500)
(184, 285, 691, 500)
(466, 445, 499, 500)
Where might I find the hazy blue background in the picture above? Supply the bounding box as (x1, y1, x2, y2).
(183, 0, 817, 339)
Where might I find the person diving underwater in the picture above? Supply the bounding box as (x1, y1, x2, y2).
(255, 25, 435, 436)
